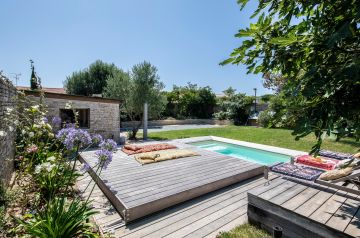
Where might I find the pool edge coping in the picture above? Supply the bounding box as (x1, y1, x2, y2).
(173, 136, 308, 157)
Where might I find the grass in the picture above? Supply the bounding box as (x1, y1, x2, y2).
(148, 126, 360, 153)
(216, 223, 271, 238)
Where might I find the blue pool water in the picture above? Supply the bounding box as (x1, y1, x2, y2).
(189, 140, 290, 166)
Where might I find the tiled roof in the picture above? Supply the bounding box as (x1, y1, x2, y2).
(16, 86, 66, 94)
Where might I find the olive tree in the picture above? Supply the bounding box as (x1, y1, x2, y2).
(104, 61, 166, 139)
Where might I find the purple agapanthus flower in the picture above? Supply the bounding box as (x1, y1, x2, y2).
(99, 139, 117, 152)
(64, 129, 92, 150)
(43, 117, 48, 123)
(92, 134, 103, 146)
(95, 149, 113, 169)
(56, 128, 92, 150)
(56, 127, 73, 142)
(51, 116, 62, 126)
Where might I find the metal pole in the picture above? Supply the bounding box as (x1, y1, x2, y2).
(253, 88, 257, 114)
(143, 102, 148, 140)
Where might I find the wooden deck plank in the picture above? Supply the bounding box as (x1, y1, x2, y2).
(248, 191, 354, 238)
(121, 192, 248, 238)
(111, 159, 253, 194)
(103, 154, 234, 182)
(344, 206, 360, 237)
(294, 187, 335, 217)
(117, 176, 279, 238)
(203, 214, 248, 238)
(281, 186, 321, 211)
(115, 176, 274, 236)
(309, 190, 349, 224)
(121, 162, 257, 202)
(258, 179, 298, 200)
(132, 177, 283, 238)
(182, 206, 247, 238)
(326, 196, 360, 232)
(164, 201, 248, 238)
(125, 164, 262, 207)
(270, 183, 308, 205)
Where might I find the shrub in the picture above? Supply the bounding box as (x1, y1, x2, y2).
(258, 110, 273, 128)
(164, 83, 217, 119)
(214, 88, 253, 125)
(19, 197, 98, 238)
(34, 155, 79, 200)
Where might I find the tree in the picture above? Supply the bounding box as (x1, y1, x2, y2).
(214, 87, 253, 125)
(104, 61, 166, 139)
(64, 60, 118, 96)
(164, 83, 217, 119)
(221, 1, 360, 153)
(30, 60, 41, 90)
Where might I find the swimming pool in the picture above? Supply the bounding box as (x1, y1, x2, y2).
(189, 140, 291, 165)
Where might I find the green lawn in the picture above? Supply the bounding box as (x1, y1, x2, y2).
(148, 126, 359, 154)
(216, 223, 271, 238)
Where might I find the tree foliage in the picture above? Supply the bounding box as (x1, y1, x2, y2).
(164, 83, 217, 119)
(213, 87, 253, 125)
(222, 0, 360, 153)
(64, 60, 118, 96)
(104, 61, 166, 139)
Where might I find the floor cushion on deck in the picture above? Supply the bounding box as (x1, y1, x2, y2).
(134, 149, 199, 165)
(319, 167, 353, 181)
(270, 163, 323, 181)
(318, 150, 353, 160)
(295, 155, 339, 170)
(122, 143, 177, 155)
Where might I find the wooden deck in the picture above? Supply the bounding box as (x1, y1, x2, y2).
(248, 177, 360, 238)
(79, 141, 264, 222)
(77, 172, 279, 237)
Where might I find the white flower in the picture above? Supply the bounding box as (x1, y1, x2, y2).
(35, 165, 42, 174)
(29, 132, 35, 137)
(42, 162, 54, 172)
(6, 107, 13, 112)
(47, 156, 56, 162)
(31, 105, 40, 110)
(21, 129, 26, 135)
(0, 131, 7, 137)
(8, 126, 14, 132)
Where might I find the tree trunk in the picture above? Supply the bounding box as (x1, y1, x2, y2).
(129, 121, 143, 140)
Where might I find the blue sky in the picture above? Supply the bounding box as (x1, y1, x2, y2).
(1, 0, 271, 95)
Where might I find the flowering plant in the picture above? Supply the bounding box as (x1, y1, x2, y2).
(2, 90, 117, 237)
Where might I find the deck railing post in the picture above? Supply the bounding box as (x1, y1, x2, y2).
(273, 226, 283, 238)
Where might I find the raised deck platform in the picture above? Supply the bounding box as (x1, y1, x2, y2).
(248, 177, 360, 238)
(80, 141, 264, 223)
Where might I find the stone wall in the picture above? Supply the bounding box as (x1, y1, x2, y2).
(27, 96, 121, 142)
(122, 118, 233, 129)
(0, 74, 16, 185)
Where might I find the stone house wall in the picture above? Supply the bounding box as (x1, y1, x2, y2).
(46, 98, 120, 141)
(0, 75, 16, 185)
(26, 94, 121, 142)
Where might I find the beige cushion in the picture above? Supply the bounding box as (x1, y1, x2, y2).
(319, 167, 353, 181)
(134, 149, 199, 164)
(353, 152, 360, 159)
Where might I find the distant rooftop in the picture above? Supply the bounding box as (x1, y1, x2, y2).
(16, 86, 66, 94)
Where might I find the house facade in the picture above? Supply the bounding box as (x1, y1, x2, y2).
(22, 89, 121, 142)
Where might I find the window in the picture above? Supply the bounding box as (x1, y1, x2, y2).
(59, 109, 90, 128)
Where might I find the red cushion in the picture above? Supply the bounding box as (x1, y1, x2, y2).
(295, 155, 339, 170)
